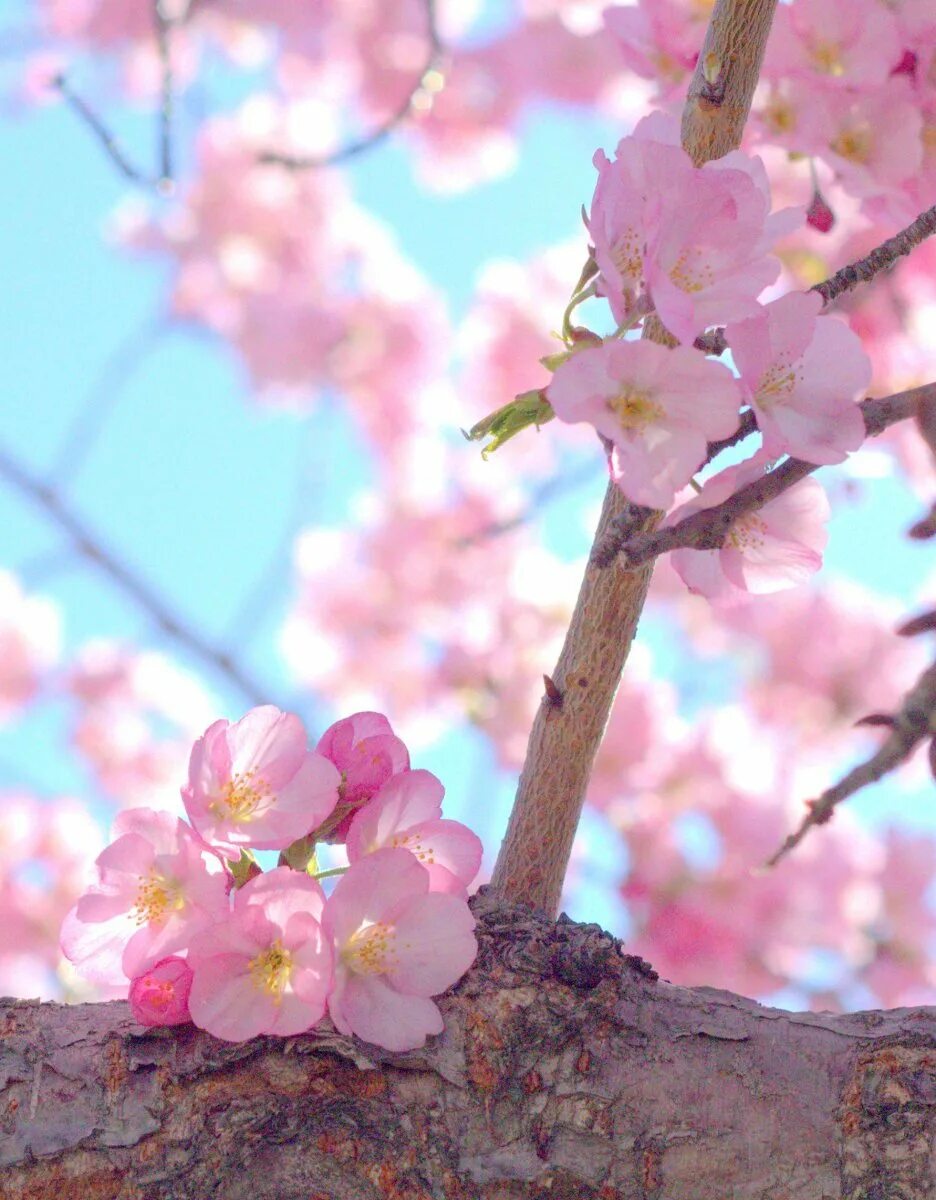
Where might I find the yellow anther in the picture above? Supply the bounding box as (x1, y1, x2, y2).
(249, 939, 293, 1002)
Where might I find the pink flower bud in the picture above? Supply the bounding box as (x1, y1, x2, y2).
(129, 956, 194, 1027)
(806, 190, 835, 233)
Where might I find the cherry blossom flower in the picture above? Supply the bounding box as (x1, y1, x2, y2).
(323, 849, 477, 1051)
(587, 114, 801, 343)
(60, 809, 230, 986)
(183, 706, 340, 859)
(129, 956, 194, 1027)
(766, 0, 902, 90)
(346, 769, 483, 895)
(669, 454, 831, 602)
(187, 867, 332, 1042)
(316, 711, 409, 808)
(726, 291, 870, 464)
(546, 338, 741, 508)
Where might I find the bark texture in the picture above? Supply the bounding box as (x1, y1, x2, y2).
(5, 893, 936, 1200)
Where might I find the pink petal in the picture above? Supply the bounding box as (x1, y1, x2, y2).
(385, 892, 477, 995)
(323, 848, 429, 946)
(329, 972, 444, 1051)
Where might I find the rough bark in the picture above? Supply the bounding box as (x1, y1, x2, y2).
(5, 893, 936, 1200)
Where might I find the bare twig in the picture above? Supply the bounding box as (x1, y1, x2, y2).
(812, 202, 936, 305)
(0, 443, 273, 708)
(53, 73, 153, 187)
(695, 202, 936, 358)
(154, 0, 175, 186)
(53, 0, 180, 191)
(591, 385, 929, 569)
(260, 0, 442, 169)
(767, 659, 936, 867)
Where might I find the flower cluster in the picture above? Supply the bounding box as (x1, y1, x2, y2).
(543, 112, 873, 601)
(61, 706, 482, 1049)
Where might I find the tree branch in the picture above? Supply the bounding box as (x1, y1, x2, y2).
(695, 202, 936, 357)
(767, 658, 936, 867)
(592, 385, 928, 570)
(259, 0, 443, 170)
(489, 0, 780, 916)
(7, 895, 936, 1199)
(52, 0, 178, 192)
(0, 443, 273, 708)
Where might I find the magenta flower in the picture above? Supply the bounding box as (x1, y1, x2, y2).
(546, 339, 741, 508)
(187, 867, 333, 1042)
(129, 955, 194, 1027)
(60, 808, 230, 986)
(588, 113, 801, 343)
(346, 769, 483, 896)
(726, 292, 870, 464)
(323, 849, 477, 1051)
(669, 453, 831, 603)
(315, 711, 410, 841)
(183, 705, 340, 860)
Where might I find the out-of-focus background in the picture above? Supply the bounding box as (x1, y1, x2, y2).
(1, 0, 934, 1010)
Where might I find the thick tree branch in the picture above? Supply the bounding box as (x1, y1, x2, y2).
(592, 385, 928, 569)
(260, 0, 443, 170)
(6, 895, 936, 1199)
(767, 659, 936, 867)
(695, 202, 936, 357)
(0, 443, 272, 708)
(490, 0, 779, 917)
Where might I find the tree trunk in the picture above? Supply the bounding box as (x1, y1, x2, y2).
(4, 894, 934, 1199)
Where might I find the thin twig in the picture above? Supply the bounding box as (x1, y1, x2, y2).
(591, 384, 929, 569)
(260, 0, 443, 169)
(767, 659, 936, 867)
(0, 443, 273, 708)
(694, 202, 936, 358)
(53, 0, 179, 191)
(154, 0, 175, 187)
(53, 73, 152, 187)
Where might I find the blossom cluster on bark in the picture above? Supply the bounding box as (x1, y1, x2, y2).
(61, 705, 481, 1049)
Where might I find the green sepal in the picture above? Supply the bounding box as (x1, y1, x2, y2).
(278, 835, 319, 874)
(230, 849, 261, 889)
(463, 389, 554, 458)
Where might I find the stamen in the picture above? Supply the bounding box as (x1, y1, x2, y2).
(344, 922, 398, 976)
(249, 939, 293, 1002)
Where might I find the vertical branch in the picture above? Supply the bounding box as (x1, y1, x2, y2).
(489, 0, 779, 915)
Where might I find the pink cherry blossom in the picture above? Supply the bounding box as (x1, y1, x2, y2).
(546, 338, 741, 508)
(129, 956, 194, 1027)
(765, 0, 902, 90)
(183, 706, 340, 859)
(603, 1, 702, 98)
(187, 867, 332, 1042)
(316, 711, 409, 811)
(60, 809, 230, 986)
(323, 848, 477, 1051)
(726, 292, 870, 464)
(669, 453, 831, 602)
(587, 114, 801, 343)
(346, 769, 483, 895)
